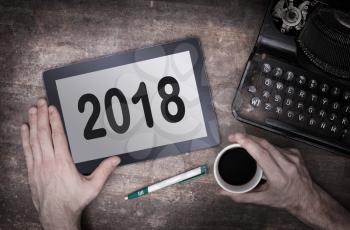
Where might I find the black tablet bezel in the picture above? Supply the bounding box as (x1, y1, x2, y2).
(43, 37, 220, 174)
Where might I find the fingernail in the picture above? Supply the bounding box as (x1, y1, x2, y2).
(112, 157, 120, 166)
(29, 107, 37, 114)
(235, 133, 245, 140)
(21, 124, 27, 131)
(48, 106, 54, 113)
(37, 98, 46, 107)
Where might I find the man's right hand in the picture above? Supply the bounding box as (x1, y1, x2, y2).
(221, 133, 350, 230)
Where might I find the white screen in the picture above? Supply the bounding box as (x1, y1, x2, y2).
(56, 51, 207, 163)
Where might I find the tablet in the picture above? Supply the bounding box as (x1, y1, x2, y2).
(43, 37, 220, 174)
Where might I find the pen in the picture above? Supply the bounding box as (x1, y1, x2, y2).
(124, 164, 208, 200)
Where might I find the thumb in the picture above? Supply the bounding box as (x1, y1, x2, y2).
(219, 190, 265, 204)
(89, 156, 120, 192)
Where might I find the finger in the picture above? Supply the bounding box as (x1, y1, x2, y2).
(48, 106, 72, 162)
(228, 133, 280, 178)
(219, 190, 265, 204)
(245, 135, 294, 169)
(21, 124, 34, 174)
(37, 99, 54, 160)
(28, 107, 42, 163)
(89, 157, 120, 193)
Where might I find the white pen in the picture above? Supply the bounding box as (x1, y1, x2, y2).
(124, 165, 208, 200)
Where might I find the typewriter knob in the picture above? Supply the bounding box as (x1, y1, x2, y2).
(297, 8, 350, 79)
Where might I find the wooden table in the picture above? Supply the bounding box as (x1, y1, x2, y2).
(0, 1, 349, 229)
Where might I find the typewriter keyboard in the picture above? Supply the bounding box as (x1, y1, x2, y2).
(233, 53, 350, 154)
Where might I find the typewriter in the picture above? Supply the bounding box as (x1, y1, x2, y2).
(232, 0, 350, 154)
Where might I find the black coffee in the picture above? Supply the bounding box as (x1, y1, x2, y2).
(218, 147, 257, 185)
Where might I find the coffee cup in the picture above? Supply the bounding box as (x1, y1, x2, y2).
(214, 143, 265, 193)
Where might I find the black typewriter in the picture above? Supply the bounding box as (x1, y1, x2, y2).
(232, 0, 350, 154)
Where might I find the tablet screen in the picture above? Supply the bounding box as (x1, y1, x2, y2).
(56, 51, 207, 163)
